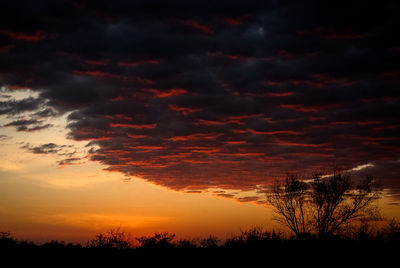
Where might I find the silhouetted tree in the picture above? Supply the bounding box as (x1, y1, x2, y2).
(267, 175, 310, 238)
(267, 172, 382, 239)
(310, 174, 381, 238)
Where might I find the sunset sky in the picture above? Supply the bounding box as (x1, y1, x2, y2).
(0, 0, 399, 243)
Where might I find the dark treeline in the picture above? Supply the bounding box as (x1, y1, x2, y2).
(1, 222, 399, 266)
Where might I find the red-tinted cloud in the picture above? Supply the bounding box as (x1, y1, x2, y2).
(280, 104, 321, 113)
(1, 1, 399, 202)
(267, 92, 294, 97)
(179, 19, 214, 34)
(169, 133, 222, 141)
(0, 30, 53, 41)
(0, 44, 14, 53)
(110, 123, 157, 129)
(168, 104, 202, 115)
(220, 14, 250, 25)
(144, 88, 188, 98)
(119, 59, 160, 67)
(73, 70, 153, 84)
(246, 128, 303, 135)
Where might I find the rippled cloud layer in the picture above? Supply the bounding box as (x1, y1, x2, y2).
(1, 1, 399, 198)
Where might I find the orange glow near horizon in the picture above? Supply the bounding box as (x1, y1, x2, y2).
(0, 161, 276, 243)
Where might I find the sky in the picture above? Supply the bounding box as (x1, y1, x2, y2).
(0, 0, 400, 243)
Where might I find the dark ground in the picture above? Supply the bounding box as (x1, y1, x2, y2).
(1, 236, 398, 267)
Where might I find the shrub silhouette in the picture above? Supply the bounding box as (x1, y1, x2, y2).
(199, 235, 219, 248)
(0, 222, 399, 265)
(87, 227, 132, 249)
(384, 218, 400, 243)
(224, 227, 283, 248)
(136, 232, 175, 249)
(0, 232, 17, 249)
(175, 239, 198, 248)
(266, 172, 382, 239)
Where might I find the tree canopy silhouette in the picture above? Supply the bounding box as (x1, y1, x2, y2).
(266, 172, 382, 239)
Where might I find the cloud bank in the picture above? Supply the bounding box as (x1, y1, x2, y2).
(0, 1, 399, 197)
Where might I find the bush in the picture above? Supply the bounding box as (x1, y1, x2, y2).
(136, 232, 175, 249)
(0, 231, 17, 249)
(175, 239, 198, 248)
(87, 227, 132, 249)
(199, 235, 219, 248)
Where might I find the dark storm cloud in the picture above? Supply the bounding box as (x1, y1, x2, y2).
(0, 0, 399, 200)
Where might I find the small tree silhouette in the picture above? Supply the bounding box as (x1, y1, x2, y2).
(267, 175, 310, 238)
(310, 174, 381, 238)
(266, 172, 382, 239)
